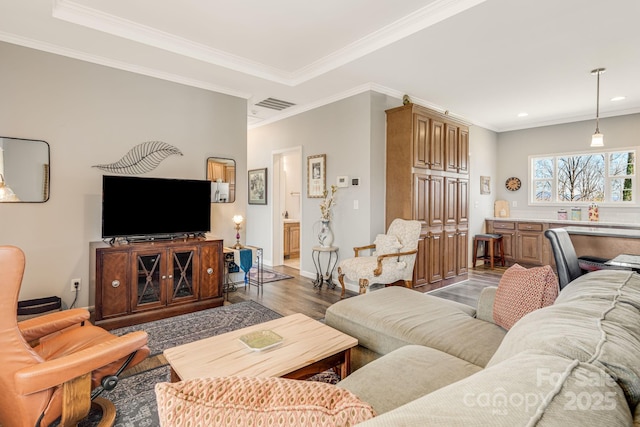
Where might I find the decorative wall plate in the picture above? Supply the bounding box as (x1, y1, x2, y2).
(505, 177, 521, 191)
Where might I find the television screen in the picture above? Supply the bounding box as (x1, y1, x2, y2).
(102, 175, 211, 239)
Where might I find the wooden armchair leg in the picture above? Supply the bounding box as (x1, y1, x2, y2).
(337, 267, 347, 299)
(358, 278, 369, 294)
(403, 280, 413, 289)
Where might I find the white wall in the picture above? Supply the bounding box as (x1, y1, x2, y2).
(247, 92, 392, 289)
(496, 114, 640, 222)
(0, 42, 247, 307)
(468, 126, 499, 236)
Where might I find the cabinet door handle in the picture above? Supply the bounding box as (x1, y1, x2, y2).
(162, 275, 167, 279)
(207, 268, 214, 275)
(168, 275, 173, 279)
(111, 280, 120, 288)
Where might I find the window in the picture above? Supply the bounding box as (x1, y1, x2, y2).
(531, 149, 635, 204)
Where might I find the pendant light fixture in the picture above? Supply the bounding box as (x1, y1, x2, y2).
(590, 68, 606, 147)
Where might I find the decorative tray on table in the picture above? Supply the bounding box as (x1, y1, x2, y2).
(239, 330, 283, 351)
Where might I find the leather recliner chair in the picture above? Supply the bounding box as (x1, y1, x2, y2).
(0, 246, 150, 427)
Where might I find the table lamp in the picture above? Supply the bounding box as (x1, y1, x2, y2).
(233, 215, 244, 249)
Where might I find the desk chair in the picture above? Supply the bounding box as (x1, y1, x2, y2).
(544, 228, 612, 289)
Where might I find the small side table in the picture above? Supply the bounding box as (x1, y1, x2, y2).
(312, 246, 339, 290)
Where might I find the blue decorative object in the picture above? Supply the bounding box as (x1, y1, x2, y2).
(239, 248, 253, 284)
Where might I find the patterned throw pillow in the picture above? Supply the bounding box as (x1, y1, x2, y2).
(493, 263, 559, 330)
(155, 376, 376, 427)
(373, 234, 403, 256)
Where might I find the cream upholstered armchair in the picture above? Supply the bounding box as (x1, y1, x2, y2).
(338, 219, 421, 295)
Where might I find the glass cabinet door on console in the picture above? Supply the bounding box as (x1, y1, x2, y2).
(132, 249, 166, 311)
(169, 248, 199, 303)
(132, 246, 199, 312)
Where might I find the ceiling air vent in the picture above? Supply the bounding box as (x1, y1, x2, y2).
(254, 98, 296, 111)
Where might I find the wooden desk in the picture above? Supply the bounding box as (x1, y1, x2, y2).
(565, 226, 640, 260)
(164, 313, 357, 382)
(606, 254, 640, 272)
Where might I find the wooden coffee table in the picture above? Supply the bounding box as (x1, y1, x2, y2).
(163, 313, 357, 382)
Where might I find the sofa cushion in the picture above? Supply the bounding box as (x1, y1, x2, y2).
(155, 376, 376, 427)
(488, 270, 640, 408)
(325, 286, 506, 367)
(337, 345, 482, 415)
(492, 263, 559, 330)
(357, 351, 632, 427)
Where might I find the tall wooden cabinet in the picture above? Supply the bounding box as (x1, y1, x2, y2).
(386, 103, 469, 291)
(91, 238, 224, 329)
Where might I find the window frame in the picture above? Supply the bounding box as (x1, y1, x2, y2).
(529, 147, 637, 206)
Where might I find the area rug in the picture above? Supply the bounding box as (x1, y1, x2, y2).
(79, 301, 338, 427)
(247, 266, 293, 283)
(111, 300, 282, 356)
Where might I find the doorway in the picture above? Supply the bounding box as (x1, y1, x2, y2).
(272, 147, 302, 269)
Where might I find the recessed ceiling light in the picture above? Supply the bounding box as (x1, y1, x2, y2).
(517, 112, 529, 117)
(611, 96, 626, 102)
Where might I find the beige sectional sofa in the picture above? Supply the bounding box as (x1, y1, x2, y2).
(326, 269, 640, 425)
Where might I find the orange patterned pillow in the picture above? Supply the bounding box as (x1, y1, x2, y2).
(155, 376, 376, 427)
(493, 264, 559, 330)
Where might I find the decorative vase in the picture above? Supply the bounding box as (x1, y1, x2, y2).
(318, 220, 334, 247)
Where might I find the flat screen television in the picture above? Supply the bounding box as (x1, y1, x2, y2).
(102, 175, 211, 240)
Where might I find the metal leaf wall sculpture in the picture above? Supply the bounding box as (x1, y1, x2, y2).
(92, 141, 183, 174)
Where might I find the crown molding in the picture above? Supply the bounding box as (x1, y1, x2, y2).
(52, 0, 486, 86)
(52, 0, 293, 84)
(248, 82, 480, 130)
(0, 31, 252, 100)
(290, 0, 487, 85)
(497, 107, 640, 133)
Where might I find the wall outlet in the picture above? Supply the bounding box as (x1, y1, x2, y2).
(512, 201, 518, 207)
(71, 278, 81, 292)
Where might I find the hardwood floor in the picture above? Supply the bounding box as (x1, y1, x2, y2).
(227, 264, 506, 319)
(226, 265, 351, 320)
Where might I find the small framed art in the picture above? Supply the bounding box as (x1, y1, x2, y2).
(307, 154, 326, 198)
(248, 168, 267, 205)
(480, 176, 491, 195)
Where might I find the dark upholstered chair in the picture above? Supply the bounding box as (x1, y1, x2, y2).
(0, 246, 150, 427)
(544, 228, 612, 289)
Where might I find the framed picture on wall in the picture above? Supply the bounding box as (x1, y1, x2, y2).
(480, 176, 491, 195)
(248, 168, 267, 205)
(307, 154, 326, 198)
